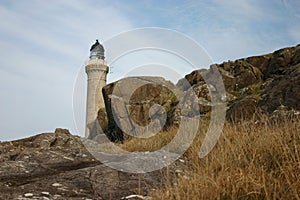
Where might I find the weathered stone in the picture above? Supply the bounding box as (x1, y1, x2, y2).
(291, 45, 300, 65)
(226, 97, 260, 122)
(54, 128, 70, 135)
(0, 130, 182, 200)
(245, 54, 271, 75)
(102, 77, 179, 142)
(259, 73, 300, 113)
(24, 193, 33, 197)
(212, 59, 264, 93)
(177, 69, 206, 91)
(219, 68, 236, 91)
(179, 44, 300, 122)
(266, 47, 293, 77)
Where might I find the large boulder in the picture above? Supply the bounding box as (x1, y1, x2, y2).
(217, 59, 263, 91)
(245, 54, 272, 75)
(266, 47, 293, 77)
(259, 64, 300, 113)
(226, 97, 260, 122)
(101, 77, 179, 142)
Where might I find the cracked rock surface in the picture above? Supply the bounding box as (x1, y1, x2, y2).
(0, 128, 183, 200)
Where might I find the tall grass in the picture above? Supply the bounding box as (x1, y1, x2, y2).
(120, 116, 300, 199)
(152, 117, 300, 199)
(118, 126, 179, 152)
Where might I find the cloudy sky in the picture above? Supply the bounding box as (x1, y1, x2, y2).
(0, 0, 299, 141)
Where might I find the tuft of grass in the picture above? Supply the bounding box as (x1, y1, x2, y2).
(118, 126, 178, 152)
(248, 79, 264, 97)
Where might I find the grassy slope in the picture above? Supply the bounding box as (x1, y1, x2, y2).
(119, 117, 300, 199)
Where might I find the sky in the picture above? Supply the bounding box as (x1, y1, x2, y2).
(0, 0, 299, 141)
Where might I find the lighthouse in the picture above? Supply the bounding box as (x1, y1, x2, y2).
(85, 40, 109, 138)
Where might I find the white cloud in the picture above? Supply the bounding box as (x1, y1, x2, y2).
(0, 0, 134, 140)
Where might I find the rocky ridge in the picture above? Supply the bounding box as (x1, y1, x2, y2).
(98, 44, 300, 142)
(178, 44, 300, 122)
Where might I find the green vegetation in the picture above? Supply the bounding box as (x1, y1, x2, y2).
(248, 79, 264, 97)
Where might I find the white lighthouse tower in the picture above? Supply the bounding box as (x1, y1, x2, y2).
(85, 40, 109, 138)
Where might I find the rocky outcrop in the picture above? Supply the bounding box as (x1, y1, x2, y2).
(0, 128, 184, 199)
(96, 44, 300, 140)
(259, 47, 300, 114)
(180, 44, 300, 122)
(101, 77, 179, 142)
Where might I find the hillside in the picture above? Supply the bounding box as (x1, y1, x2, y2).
(0, 44, 300, 199)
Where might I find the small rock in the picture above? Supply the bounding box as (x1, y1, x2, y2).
(53, 194, 62, 199)
(52, 183, 62, 187)
(24, 193, 34, 197)
(54, 128, 70, 135)
(41, 191, 50, 196)
(123, 194, 152, 199)
(62, 156, 74, 161)
(5, 182, 12, 187)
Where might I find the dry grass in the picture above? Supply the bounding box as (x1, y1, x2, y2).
(120, 116, 300, 199)
(118, 126, 179, 152)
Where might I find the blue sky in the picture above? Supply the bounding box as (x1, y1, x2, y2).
(0, 0, 299, 141)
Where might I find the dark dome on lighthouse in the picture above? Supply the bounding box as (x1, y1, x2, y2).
(89, 39, 105, 60)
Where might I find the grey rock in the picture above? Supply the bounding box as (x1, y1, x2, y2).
(0, 130, 182, 200)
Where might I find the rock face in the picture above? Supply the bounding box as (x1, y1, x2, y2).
(101, 77, 179, 142)
(0, 128, 183, 200)
(179, 44, 300, 122)
(259, 47, 300, 113)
